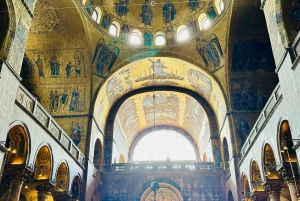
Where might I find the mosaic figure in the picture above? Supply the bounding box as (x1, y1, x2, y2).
(102, 14, 111, 30)
(69, 90, 80, 112)
(70, 124, 82, 146)
(121, 25, 130, 41)
(35, 55, 44, 76)
(144, 31, 153, 46)
(236, 118, 250, 146)
(196, 33, 223, 69)
(50, 90, 59, 112)
(92, 38, 120, 77)
(166, 26, 175, 45)
(65, 61, 73, 78)
(141, 0, 154, 26)
(187, 19, 197, 36)
(50, 55, 60, 76)
(114, 0, 129, 17)
(207, 3, 217, 20)
(188, 0, 199, 11)
(163, 0, 176, 24)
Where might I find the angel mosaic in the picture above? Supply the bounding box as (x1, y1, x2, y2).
(196, 33, 223, 70)
(114, 0, 129, 17)
(92, 38, 120, 77)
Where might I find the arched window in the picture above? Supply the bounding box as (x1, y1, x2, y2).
(177, 25, 189, 42)
(109, 21, 120, 37)
(155, 31, 165, 46)
(198, 13, 210, 30)
(82, 0, 87, 5)
(132, 128, 197, 161)
(215, 0, 224, 14)
(92, 7, 102, 24)
(130, 29, 142, 45)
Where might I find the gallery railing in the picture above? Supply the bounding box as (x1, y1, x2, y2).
(108, 162, 215, 173)
(15, 84, 85, 167)
(240, 84, 282, 161)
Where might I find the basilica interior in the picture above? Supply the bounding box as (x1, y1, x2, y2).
(1, 0, 300, 200)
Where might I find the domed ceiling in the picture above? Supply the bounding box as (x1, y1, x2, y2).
(84, 0, 229, 47)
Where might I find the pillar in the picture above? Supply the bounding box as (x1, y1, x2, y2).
(36, 184, 52, 201)
(6, 179, 24, 201)
(265, 184, 281, 201)
(6, 166, 32, 201)
(285, 180, 299, 201)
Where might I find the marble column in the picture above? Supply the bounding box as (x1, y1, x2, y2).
(285, 180, 299, 201)
(6, 167, 32, 201)
(266, 185, 282, 201)
(36, 184, 52, 201)
(6, 179, 24, 201)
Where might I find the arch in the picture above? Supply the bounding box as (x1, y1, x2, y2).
(130, 29, 142, 45)
(71, 174, 82, 199)
(198, 13, 210, 30)
(177, 25, 189, 42)
(262, 143, 280, 180)
(129, 126, 200, 162)
(54, 161, 69, 192)
(33, 144, 52, 180)
(250, 160, 264, 192)
(241, 174, 251, 201)
(92, 7, 102, 24)
(5, 123, 30, 165)
(109, 21, 120, 37)
(155, 31, 165, 46)
(81, 0, 87, 5)
(0, 0, 16, 60)
(215, 0, 224, 14)
(119, 154, 125, 163)
(140, 182, 183, 201)
(93, 139, 102, 170)
(93, 57, 228, 169)
(278, 119, 296, 162)
(223, 137, 230, 169)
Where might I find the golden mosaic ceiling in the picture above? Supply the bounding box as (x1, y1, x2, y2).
(114, 91, 210, 148)
(96, 0, 222, 29)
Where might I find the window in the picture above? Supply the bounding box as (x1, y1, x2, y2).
(82, 0, 87, 5)
(109, 21, 120, 37)
(155, 31, 165, 46)
(92, 7, 102, 24)
(130, 29, 142, 45)
(133, 128, 197, 161)
(177, 25, 189, 42)
(198, 13, 210, 30)
(215, 0, 224, 14)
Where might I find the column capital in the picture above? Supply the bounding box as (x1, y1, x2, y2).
(250, 191, 268, 201)
(5, 164, 34, 182)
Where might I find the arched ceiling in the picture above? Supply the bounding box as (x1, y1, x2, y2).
(94, 57, 227, 135)
(114, 91, 210, 149)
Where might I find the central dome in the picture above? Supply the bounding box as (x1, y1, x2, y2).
(82, 0, 227, 47)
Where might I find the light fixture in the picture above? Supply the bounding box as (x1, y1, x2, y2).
(150, 181, 159, 201)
